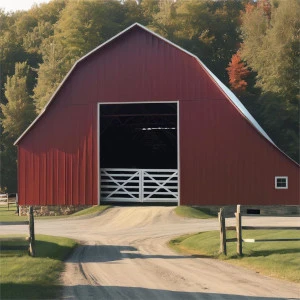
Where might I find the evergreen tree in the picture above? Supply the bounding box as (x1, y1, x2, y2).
(0, 10, 28, 104)
(0, 62, 35, 192)
(33, 37, 66, 113)
(0, 141, 17, 192)
(1, 62, 35, 140)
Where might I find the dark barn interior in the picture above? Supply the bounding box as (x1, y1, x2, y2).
(99, 103, 178, 169)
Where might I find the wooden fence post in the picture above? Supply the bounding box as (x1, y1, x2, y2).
(218, 208, 227, 255)
(16, 193, 19, 216)
(6, 193, 9, 210)
(28, 206, 35, 257)
(236, 204, 242, 256)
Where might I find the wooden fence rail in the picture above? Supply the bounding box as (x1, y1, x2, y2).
(219, 205, 300, 256)
(0, 206, 35, 256)
(0, 193, 18, 211)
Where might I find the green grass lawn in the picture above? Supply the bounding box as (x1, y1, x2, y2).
(0, 234, 77, 299)
(174, 206, 217, 219)
(0, 204, 28, 222)
(70, 205, 111, 217)
(0, 204, 111, 222)
(169, 230, 300, 283)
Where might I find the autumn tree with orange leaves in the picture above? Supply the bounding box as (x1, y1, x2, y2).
(226, 51, 249, 95)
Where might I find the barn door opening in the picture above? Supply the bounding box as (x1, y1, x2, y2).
(98, 102, 178, 203)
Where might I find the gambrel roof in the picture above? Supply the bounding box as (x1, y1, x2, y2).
(15, 23, 273, 145)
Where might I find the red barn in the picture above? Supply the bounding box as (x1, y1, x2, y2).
(15, 23, 299, 213)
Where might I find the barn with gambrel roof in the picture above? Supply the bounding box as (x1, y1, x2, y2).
(15, 23, 299, 210)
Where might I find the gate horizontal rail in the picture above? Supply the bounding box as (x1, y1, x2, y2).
(100, 168, 178, 202)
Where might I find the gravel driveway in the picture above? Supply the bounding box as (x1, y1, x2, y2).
(2, 206, 299, 299)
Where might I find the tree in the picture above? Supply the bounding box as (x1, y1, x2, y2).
(33, 0, 133, 113)
(53, 0, 127, 61)
(0, 2, 67, 192)
(259, 92, 299, 161)
(23, 21, 54, 54)
(0, 62, 35, 192)
(240, 0, 299, 161)
(0, 10, 28, 104)
(0, 2, 67, 108)
(141, 0, 160, 23)
(241, 0, 299, 98)
(226, 51, 250, 95)
(33, 37, 67, 113)
(1, 62, 35, 140)
(149, 0, 179, 40)
(123, 0, 146, 25)
(149, 0, 246, 83)
(0, 142, 18, 192)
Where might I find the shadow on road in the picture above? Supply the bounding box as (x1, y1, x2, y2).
(1, 283, 297, 300)
(62, 285, 296, 300)
(67, 244, 208, 263)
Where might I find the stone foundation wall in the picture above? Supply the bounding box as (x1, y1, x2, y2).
(196, 205, 300, 217)
(18, 204, 300, 217)
(19, 205, 92, 216)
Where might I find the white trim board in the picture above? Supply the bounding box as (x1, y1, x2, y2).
(275, 176, 288, 189)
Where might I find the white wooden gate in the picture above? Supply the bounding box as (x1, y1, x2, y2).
(100, 168, 178, 202)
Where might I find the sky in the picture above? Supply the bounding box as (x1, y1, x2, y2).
(0, 0, 50, 12)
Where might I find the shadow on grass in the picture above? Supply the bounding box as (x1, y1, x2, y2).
(0, 283, 61, 299)
(196, 207, 218, 217)
(1, 236, 77, 299)
(0, 239, 75, 260)
(245, 248, 300, 257)
(35, 240, 76, 260)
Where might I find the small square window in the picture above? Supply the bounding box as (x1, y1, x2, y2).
(275, 176, 288, 189)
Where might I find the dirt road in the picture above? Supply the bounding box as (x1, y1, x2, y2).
(2, 206, 299, 299)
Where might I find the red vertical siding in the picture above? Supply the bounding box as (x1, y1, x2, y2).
(180, 100, 299, 205)
(18, 102, 97, 205)
(17, 26, 299, 206)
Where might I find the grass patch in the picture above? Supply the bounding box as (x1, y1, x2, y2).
(70, 205, 111, 217)
(174, 206, 217, 219)
(0, 204, 28, 223)
(169, 230, 300, 283)
(0, 204, 111, 222)
(0, 234, 77, 299)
